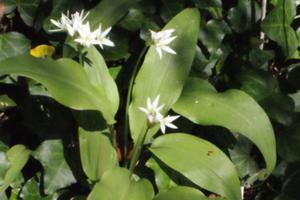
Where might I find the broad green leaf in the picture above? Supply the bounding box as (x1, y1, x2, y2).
(0, 95, 16, 110)
(84, 46, 119, 116)
(0, 32, 30, 61)
(146, 158, 177, 192)
(16, 0, 40, 26)
(20, 177, 42, 200)
(87, 167, 154, 200)
(150, 133, 241, 200)
(79, 127, 118, 181)
(129, 8, 200, 143)
(0, 54, 115, 123)
(262, 0, 298, 58)
(154, 186, 222, 200)
(88, 0, 138, 29)
(33, 140, 76, 195)
(0, 145, 30, 193)
(172, 78, 276, 174)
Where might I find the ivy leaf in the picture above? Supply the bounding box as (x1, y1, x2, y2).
(20, 177, 42, 200)
(0, 152, 10, 186)
(173, 78, 276, 175)
(262, 0, 298, 58)
(16, 0, 40, 26)
(0, 145, 30, 193)
(0, 32, 30, 61)
(33, 140, 76, 195)
(150, 133, 241, 200)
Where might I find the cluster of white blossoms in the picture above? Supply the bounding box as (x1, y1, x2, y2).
(150, 29, 177, 59)
(49, 10, 114, 48)
(139, 95, 179, 134)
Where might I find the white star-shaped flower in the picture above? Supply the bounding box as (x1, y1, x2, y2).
(49, 11, 72, 33)
(150, 29, 177, 59)
(139, 95, 179, 133)
(74, 22, 100, 47)
(67, 10, 90, 36)
(96, 25, 115, 49)
(159, 115, 180, 134)
(139, 95, 164, 124)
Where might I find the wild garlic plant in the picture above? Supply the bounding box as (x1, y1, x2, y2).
(0, 3, 279, 199)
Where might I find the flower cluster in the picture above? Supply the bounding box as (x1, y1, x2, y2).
(150, 29, 177, 59)
(139, 95, 179, 133)
(49, 10, 114, 48)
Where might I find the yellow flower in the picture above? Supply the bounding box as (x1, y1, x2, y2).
(30, 45, 55, 58)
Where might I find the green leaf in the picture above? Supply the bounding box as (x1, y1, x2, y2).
(146, 158, 177, 192)
(150, 133, 241, 200)
(84, 46, 119, 116)
(0, 54, 115, 123)
(154, 186, 216, 200)
(199, 19, 231, 53)
(0, 95, 16, 110)
(20, 177, 42, 200)
(87, 167, 154, 200)
(109, 66, 122, 80)
(172, 78, 276, 175)
(33, 140, 76, 195)
(228, 0, 261, 32)
(229, 136, 259, 178)
(278, 121, 300, 162)
(238, 69, 276, 101)
(160, 0, 185, 22)
(0, 145, 30, 193)
(16, 0, 40, 26)
(193, 0, 222, 19)
(79, 127, 118, 181)
(129, 8, 200, 143)
(0, 32, 30, 61)
(0, 152, 10, 186)
(262, 0, 298, 58)
(260, 94, 295, 126)
(119, 8, 145, 31)
(88, 0, 138, 29)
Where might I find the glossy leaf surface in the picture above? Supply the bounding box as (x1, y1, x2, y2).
(173, 78, 276, 174)
(129, 8, 200, 142)
(150, 133, 241, 200)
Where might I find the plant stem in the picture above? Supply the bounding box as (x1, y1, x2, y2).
(108, 124, 117, 148)
(123, 46, 148, 166)
(260, 0, 267, 50)
(129, 127, 148, 174)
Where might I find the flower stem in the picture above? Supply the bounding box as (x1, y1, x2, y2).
(129, 127, 148, 174)
(123, 45, 149, 166)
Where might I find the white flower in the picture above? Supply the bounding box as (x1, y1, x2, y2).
(159, 115, 180, 134)
(139, 95, 164, 124)
(74, 22, 100, 47)
(150, 29, 177, 59)
(67, 10, 90, 36)
(241, 186, 244, 200)
(49, 11, 72, 33)
(96, 25, 115, 49)
(139, 95, 179, 133)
